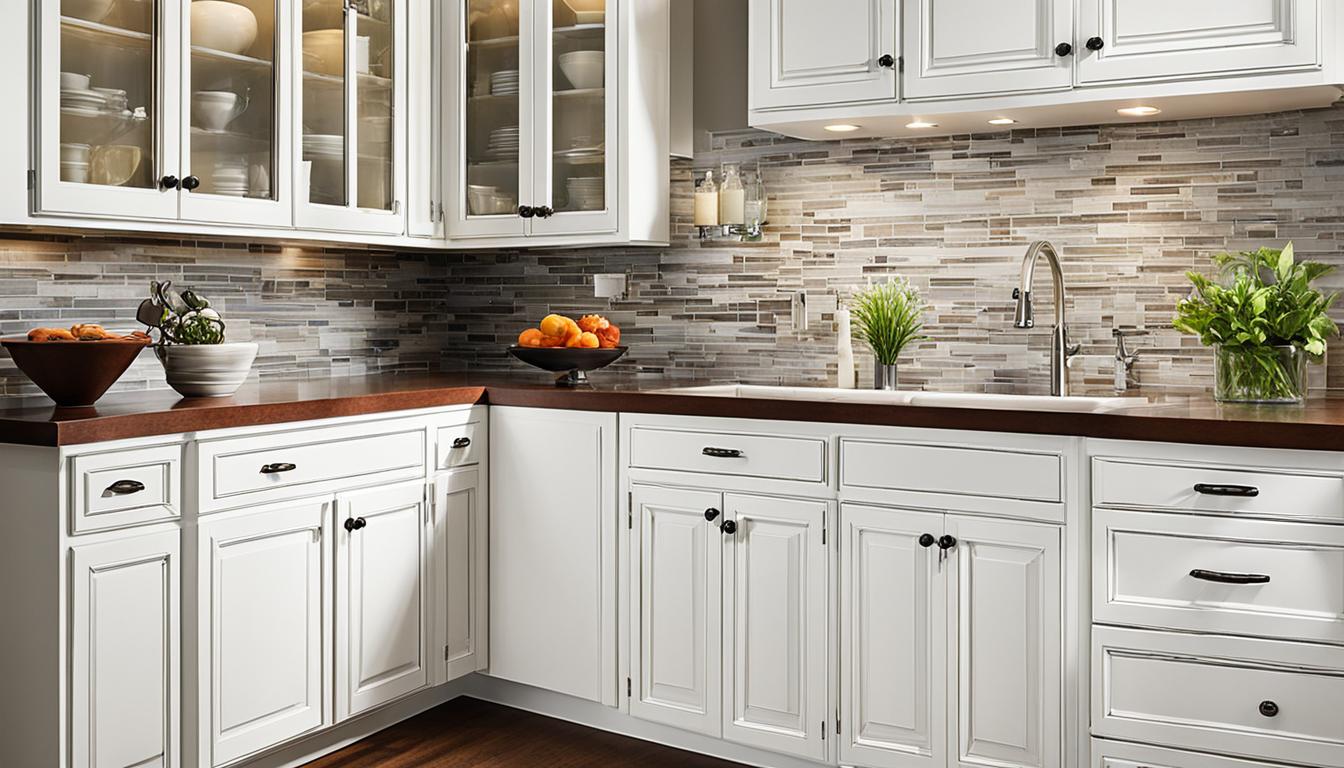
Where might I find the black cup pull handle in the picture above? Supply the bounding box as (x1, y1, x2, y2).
(1259, 700, 1279, 717)
(704, 507, 721, 521)
(344, 517, 357, 532)
(918, 533, 936, 548)
(517, 205, 535, 218)
(106, 479, 146, 495)
(452, 437, 472, 449)
(702, 447, 743, 459)
(1190, 569, 1271, 585)
(721, 520, 738, 535)
(181, 175, 201, 191)
(1194, 483, 1260, 498)
(260, 462, 297, 474)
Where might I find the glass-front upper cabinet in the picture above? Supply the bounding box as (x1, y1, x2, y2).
(295, 0, 407, 235)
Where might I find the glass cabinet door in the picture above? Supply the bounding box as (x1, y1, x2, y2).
(180, 0, 290, 227)
(35, 0, 181, 220)
(296, 0, 406, 235)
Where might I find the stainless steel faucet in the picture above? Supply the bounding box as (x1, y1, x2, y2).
(1112, 328, 1149, 393)
(1013, 241, 1080, 396)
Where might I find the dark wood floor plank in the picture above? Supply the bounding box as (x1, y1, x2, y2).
(303, 697, 747, 768)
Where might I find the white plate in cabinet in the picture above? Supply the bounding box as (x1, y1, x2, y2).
(70, 443, 181, 534)
(435, 420, 484, 471)
(1092, 737, 1318, 768)
(1092, 626, 1344, 768)
(1092, 457, 1344, 523)
(629, 426, 828, 484)
(1094, 508, 1344, 645)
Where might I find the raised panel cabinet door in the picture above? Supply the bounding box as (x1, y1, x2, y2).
(903, 0, 1074, 99)
(433, 467, 489, 684)
(487, 407, 619, 706)
(198, 499, 330, 767)
(839, 504, 946, 768)
(70, 529, 180, 768)
(748, 0, 899, 111)
(1077, 0, 1320, 84)
(336, 481, 431, 719)
(721, 493, 830, 761)
(945, 515, 1062, 768)
(629, 485, 724, 737)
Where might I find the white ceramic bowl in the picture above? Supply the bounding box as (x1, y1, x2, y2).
(64, 0, 116, 22)
(191, 1, 259, 55)
(558, 51, 604, 90)
(61, 162, 91, 184)
(60, 142, 91, 163)
(60, 72, 91, 90)
(303, 30, 345, 76)
(192, 91, 244, 131)
(156, 342, 258, 398)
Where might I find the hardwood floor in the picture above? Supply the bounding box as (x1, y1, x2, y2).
(304, 697, 747, 767)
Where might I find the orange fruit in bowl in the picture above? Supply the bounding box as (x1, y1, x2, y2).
(575, 331, 600, 348)
(518, 328, 544, 348)
(539, 314, 578, 339)
(578, 314, 610, 333)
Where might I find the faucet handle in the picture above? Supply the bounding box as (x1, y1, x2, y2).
(1112, 327, 1149, 361)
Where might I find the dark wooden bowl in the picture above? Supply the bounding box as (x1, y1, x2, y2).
(508, 345, 628, 386)
(2, 337, 151, 406)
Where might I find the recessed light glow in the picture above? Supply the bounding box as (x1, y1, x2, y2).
(987, 117, 1018, 126)
(906, 120, 938, 129)
(1117, 106, 1162, 116)
(823, 123, 861, 133)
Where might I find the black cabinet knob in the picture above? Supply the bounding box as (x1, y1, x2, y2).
(1054, 42, 1073, 57)
(918, 533, 936, 548)
(181, 175, 201, 190)
(517, 205, 535, 218)
(1259, 700, 1279, 717)
(452, 437, 471, 449)
(938, 534, 957, 550)
(704, 507, 721, 521)
(344, 518, 357, 532)
(536, 205, 555, 218)
(721, 520, 737, 535)
(1086, 36, 1105, 51)
(877, 54, 895, 68)
(160, 175, 180, 190)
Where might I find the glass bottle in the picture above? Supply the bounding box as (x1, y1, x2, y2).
(743, 170, 765, 229)
(693, 170, 719, 226)
(718, 163, 744, 226)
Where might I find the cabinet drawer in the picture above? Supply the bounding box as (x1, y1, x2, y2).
(1093, 737, 1312, 768)
(70, 444, 181, 534)
(436, 420, 484, 470)
(1094, 508, 1344, 644)
(1093, 626, 1344, 767)
(201, 423, 426, 510)
(841, 439, 1062, 503)
(1093, 458, 1344, 523)
(629, 427, 827, 483)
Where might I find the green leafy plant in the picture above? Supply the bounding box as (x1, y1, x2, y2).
(849, 277, 926, 365)
(137, 281, 226, 346)
(1174, 242, 1339, 401)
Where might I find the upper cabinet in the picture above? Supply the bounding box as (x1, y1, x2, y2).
(443, 0, 669, 247)
(748, 0, 900, 110)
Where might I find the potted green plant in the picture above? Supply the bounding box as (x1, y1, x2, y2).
(849, 277, 926, 390)
(1174, 243, 1338, 404)
(138, 281, 258, 398)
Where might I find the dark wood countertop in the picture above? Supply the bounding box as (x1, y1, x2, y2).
(3, 372, 1344, 451)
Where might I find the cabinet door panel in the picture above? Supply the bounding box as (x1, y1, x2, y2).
(70, 529, 179, 768)
(337, 481, 430, 719)
(434, 467, 488, 683)
(1077, 0, 1319, 84)
(839, 504, 945, 768)
(200, 500, 330, 767)
(904, 0, 1073, 99)
(946, 516, 1062, 768)
(721, 493, 829, 761)
(629, 485, 723, 736)
(749, 0, 899, 110)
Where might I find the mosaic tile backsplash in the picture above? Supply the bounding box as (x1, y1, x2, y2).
(2, 103, 1344, 400)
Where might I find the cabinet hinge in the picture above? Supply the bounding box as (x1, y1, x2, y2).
(626, 677, 632, 697)
(836, 717, 841, 735)
(27, 169, 36, 190)
(445, 644, 451, 661)
(627, 491, 633, 529)
(821, 721, 826, 741)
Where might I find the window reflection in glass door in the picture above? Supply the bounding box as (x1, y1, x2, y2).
(356, 0, 395, 210)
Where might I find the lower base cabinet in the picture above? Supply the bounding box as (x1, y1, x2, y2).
(433, 466, 489, 683)
(70, 528, 180, 768)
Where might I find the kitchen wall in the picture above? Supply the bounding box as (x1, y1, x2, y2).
(0, 235, 449, 398)
(442, 102, 1344, 396)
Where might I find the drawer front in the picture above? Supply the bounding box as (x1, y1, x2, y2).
(436, 420, 484, 470)
(1093, 626, 1344, 767)
(629, 427, 827, 483)
(1093, 737, 1311, 768)
(842, 439, 1062, 503)
(204, 425, 426, 508)
(1094, 508, 1344, 644)
(71, 444, 181, 534)
(1093, 458, 1344, 523)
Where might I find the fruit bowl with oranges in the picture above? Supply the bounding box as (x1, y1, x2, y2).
(509, 314, 626, 386)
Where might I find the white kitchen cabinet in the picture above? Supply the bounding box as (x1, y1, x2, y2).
(407, 0, 442, 239)
(196, 498, 331, 767)
(433, 466, 489, 683)
(1077, 0, 1321, 85)
(70, 528, 180, 768)
(839, 504, 945, 768)
(336, 481, 431, 719)
(488, 407, 619, 705)
(902, 0, 1074, 99)
(443, 0, 670, 246)
(748, 0, 900, 110)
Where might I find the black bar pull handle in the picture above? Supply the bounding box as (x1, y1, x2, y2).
(1193, 483, 1259, 498)
(106, 479, 146, 495)
(452, 437, 472, 449)
(702, 447, 743, 459)
(1190, 568, 1271, 585)
(260, 462, 297, 474)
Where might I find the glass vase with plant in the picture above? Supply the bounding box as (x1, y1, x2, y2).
(1173, 243, 1338, 403)
(849, 277, 926, 390)
(137, 281, 258, 398)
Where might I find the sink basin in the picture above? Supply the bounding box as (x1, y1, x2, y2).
(656, 385, 1145, 413)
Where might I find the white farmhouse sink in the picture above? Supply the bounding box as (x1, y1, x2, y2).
(657, 385, 1144, 413)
